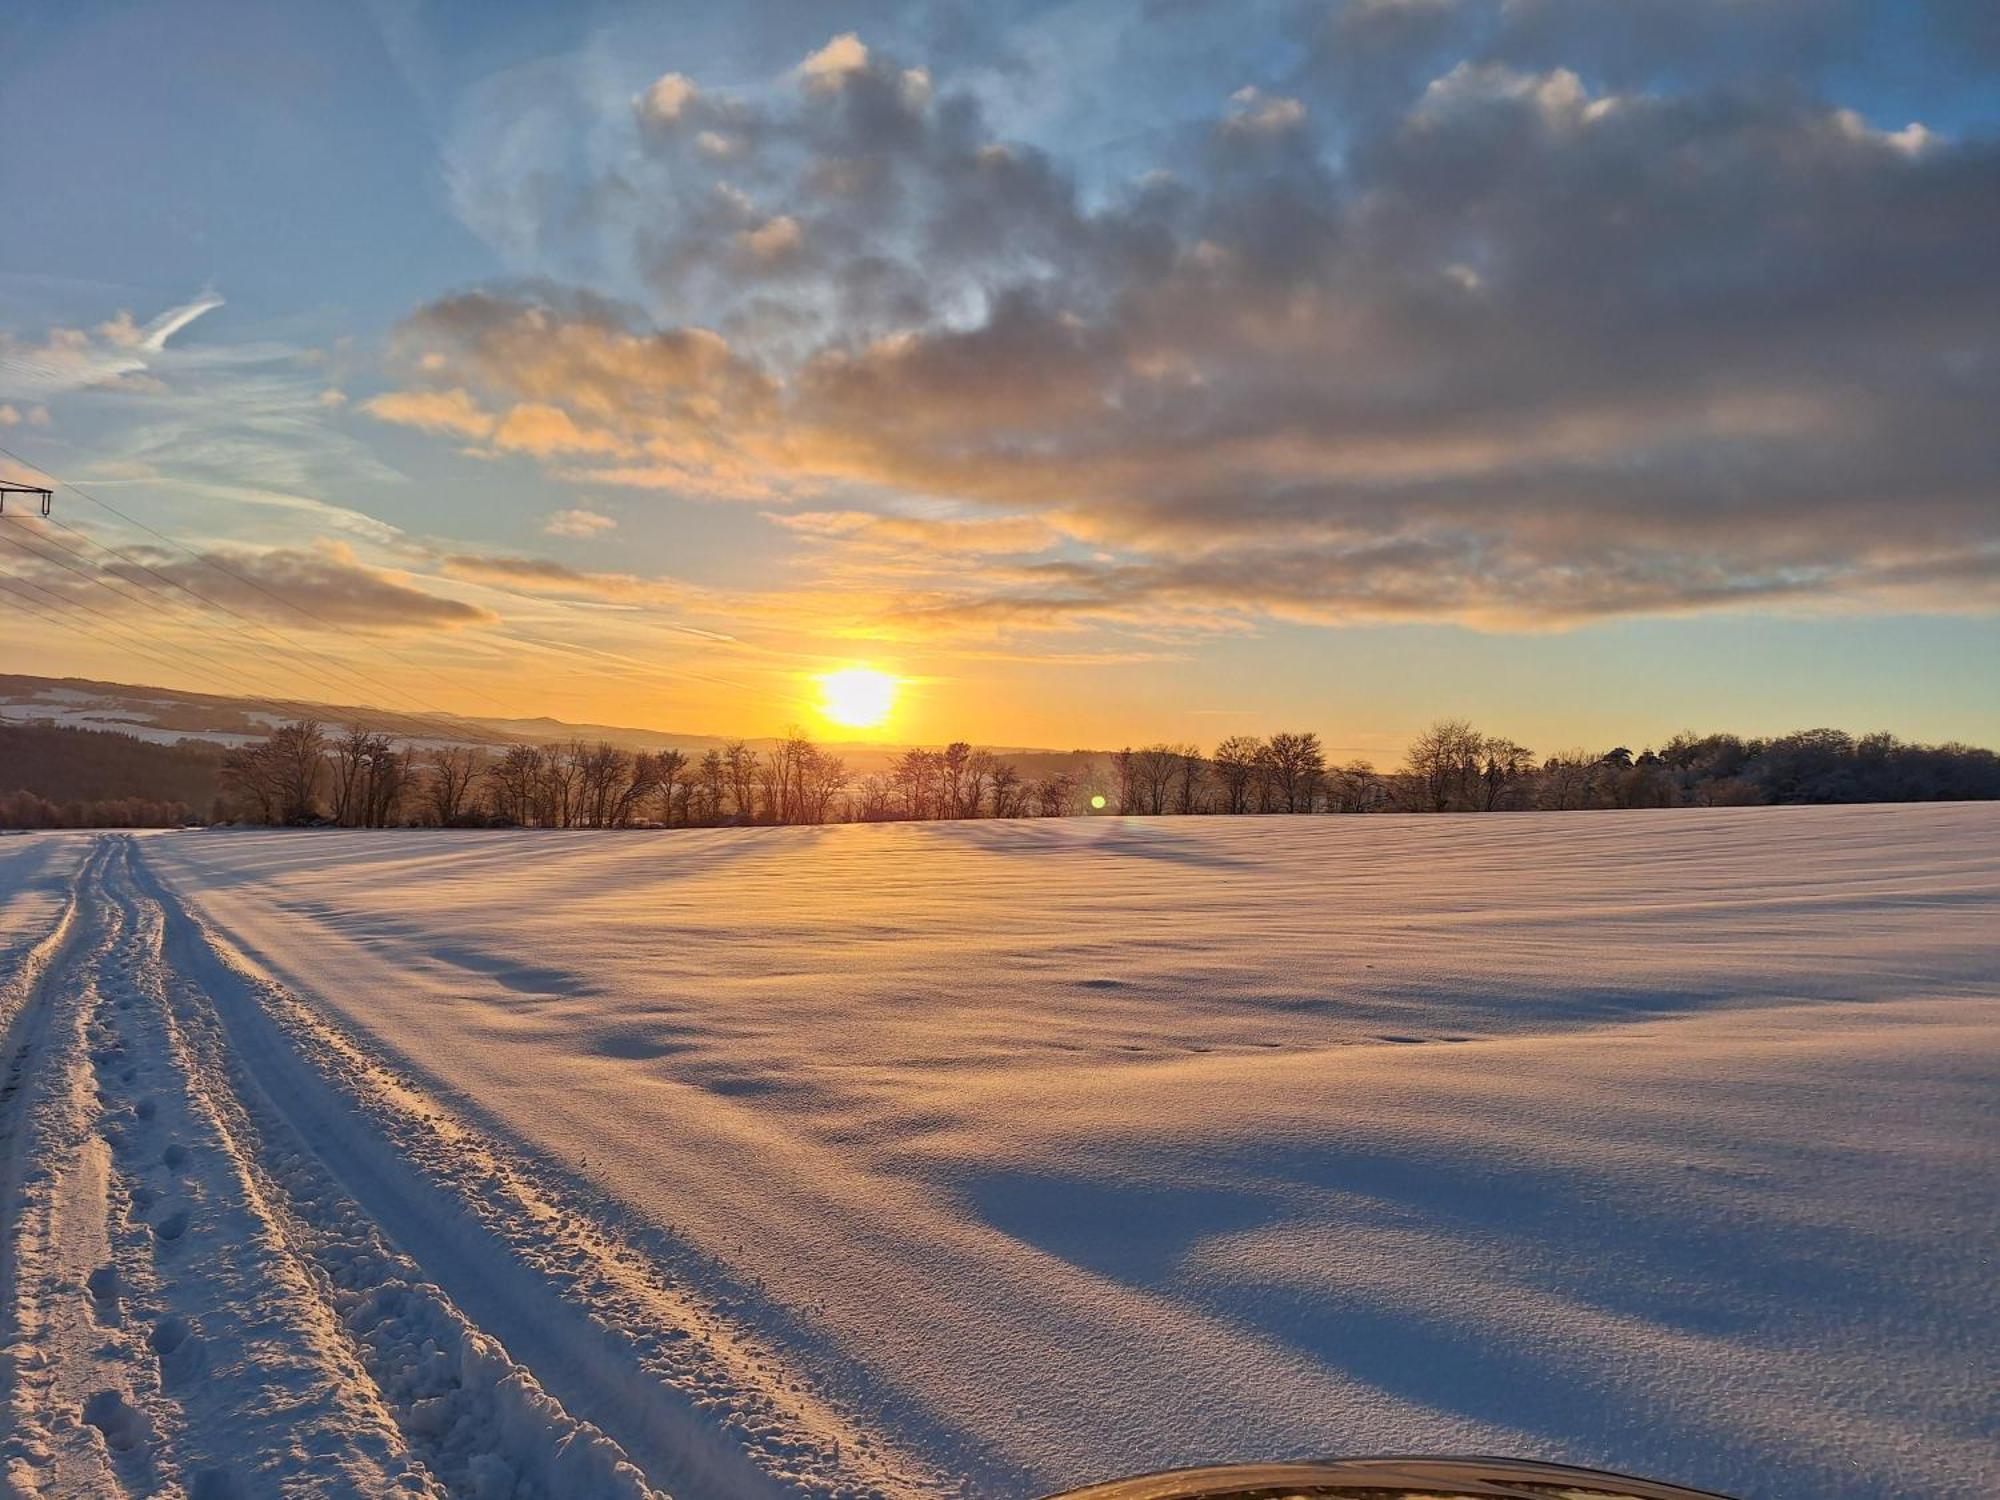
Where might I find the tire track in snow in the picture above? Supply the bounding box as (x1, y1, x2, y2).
(0, 839, 667, 1498)
(90, 839, 450, 1499)
(119, 837, 660, 1500)
(125, 840, 928, 1500)
(1, 838, 436, 1497)
(0, 837, 170, 1498)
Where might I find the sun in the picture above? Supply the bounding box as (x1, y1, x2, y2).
(815, 666, 899, 730)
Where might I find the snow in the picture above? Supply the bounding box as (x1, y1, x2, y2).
(2, 806, 1995, 1498)
(0, 701, 264, 747)
(0, 833, 88, 962)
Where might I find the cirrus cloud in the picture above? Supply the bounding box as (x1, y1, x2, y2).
(544, 506, 618, 538)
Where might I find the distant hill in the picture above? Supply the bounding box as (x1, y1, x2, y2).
(0, 674, 1095, 783)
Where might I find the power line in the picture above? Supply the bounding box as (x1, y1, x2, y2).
(0, 440, 523, 724)
(23, 507, 473, 734)
(0, 441, 553, 745)
(0, 514, 471, 744)
(0, 559, 242, 687)
(0, 540, 476, 753)
(0, 523, 378, 718)
(0, 440, 805, 750)
(0, 572, 184, 670)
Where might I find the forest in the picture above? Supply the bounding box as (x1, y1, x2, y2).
(0, 720, 221, 827)
(182, 718, 2000, 829)
(3, 716, 1994, 830)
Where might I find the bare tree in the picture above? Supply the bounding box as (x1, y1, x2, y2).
(649, 748, 689, 826)
(485, 744, 544, 826)
(536, 739, 586, 828)
(696, 749, 726, 824)
(1329, 759, 1384, 812)
(1212, 735, 1261, 814)
(1478, 738, 1537, 811)
(939, 742, 973, 818)
(961, 749, 997, 817)
(1112, 748, 1137, 814)
(854, 774, 893, 821)
(797, 744, 850, 824)
(263, 720, 328, 824)
(1401, 719, 1484, 812)
(362, 744, 411, 827)
(1114, 745, 1181, 815)
(424, 745, 483, 826)
(1172, 744, 1206, 814)
(329, 725, 377, 826)
(891, 748, 940, 819)
(723, 741, 759, 822)
(219, 735, 291, 823)
(988, 760, 1025, 818)
(1538, 750, 1595, 811)
(1034, 772, 1078, 818)
(1263, 731, 1326, 812)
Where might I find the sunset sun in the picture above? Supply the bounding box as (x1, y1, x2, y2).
(815, 667, 899, 730)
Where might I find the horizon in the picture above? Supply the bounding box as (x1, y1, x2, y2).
(4, 4, 1998, 761)
(8, 668, 1999, 768)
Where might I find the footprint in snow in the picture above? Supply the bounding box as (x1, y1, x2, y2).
(81, 1390, 151, 1453)
(150, 1315, 205, 1383)
(152, 1209, 189, 1243)
(149, 1316, 191, 1355)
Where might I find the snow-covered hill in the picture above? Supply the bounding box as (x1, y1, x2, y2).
(2, 806, 1994, 1498)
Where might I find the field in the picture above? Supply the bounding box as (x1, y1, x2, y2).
(0, 806, 1994, 1499)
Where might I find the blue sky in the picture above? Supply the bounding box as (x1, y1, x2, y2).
(2, 0, 1996, 755)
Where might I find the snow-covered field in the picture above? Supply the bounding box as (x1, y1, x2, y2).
(2, 807, 1994, 1499)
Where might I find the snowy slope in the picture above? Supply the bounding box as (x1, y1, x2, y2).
(4, 808, 1994, 1497)
(104, 804, 2000, 1500)
(0, 833, 88, 964)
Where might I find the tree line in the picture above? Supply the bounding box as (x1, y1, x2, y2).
(1112, 722, 2000, 814)
(201, 718, 2000, 829)
(216, 723, 864, 829)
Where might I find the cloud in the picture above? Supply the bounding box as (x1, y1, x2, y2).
(0, 294, 223, 400)
(439, 552, 626, 592)
(741, 215, 803, 265)
(799, 33, 869, 90)
(637, 71, 697, 124)
(370, 288, 782, 501)
(544, 506, 618, 538)
(19, 538, 494, 634)
(774, 509, 1062, 555)
(435, 550, 714, 610)
(1225, 86, 1307, 135)
(361, 386, 494, 438)
(492, 402, 631, 457)
(379, 19, 2000, 640)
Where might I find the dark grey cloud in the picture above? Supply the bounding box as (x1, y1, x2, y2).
(385, 13, 2000, 634)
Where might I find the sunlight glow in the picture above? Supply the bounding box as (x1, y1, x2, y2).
(816, 666, 899, 729)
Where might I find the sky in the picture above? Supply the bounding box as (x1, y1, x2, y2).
(1, 0, 1996, 760)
